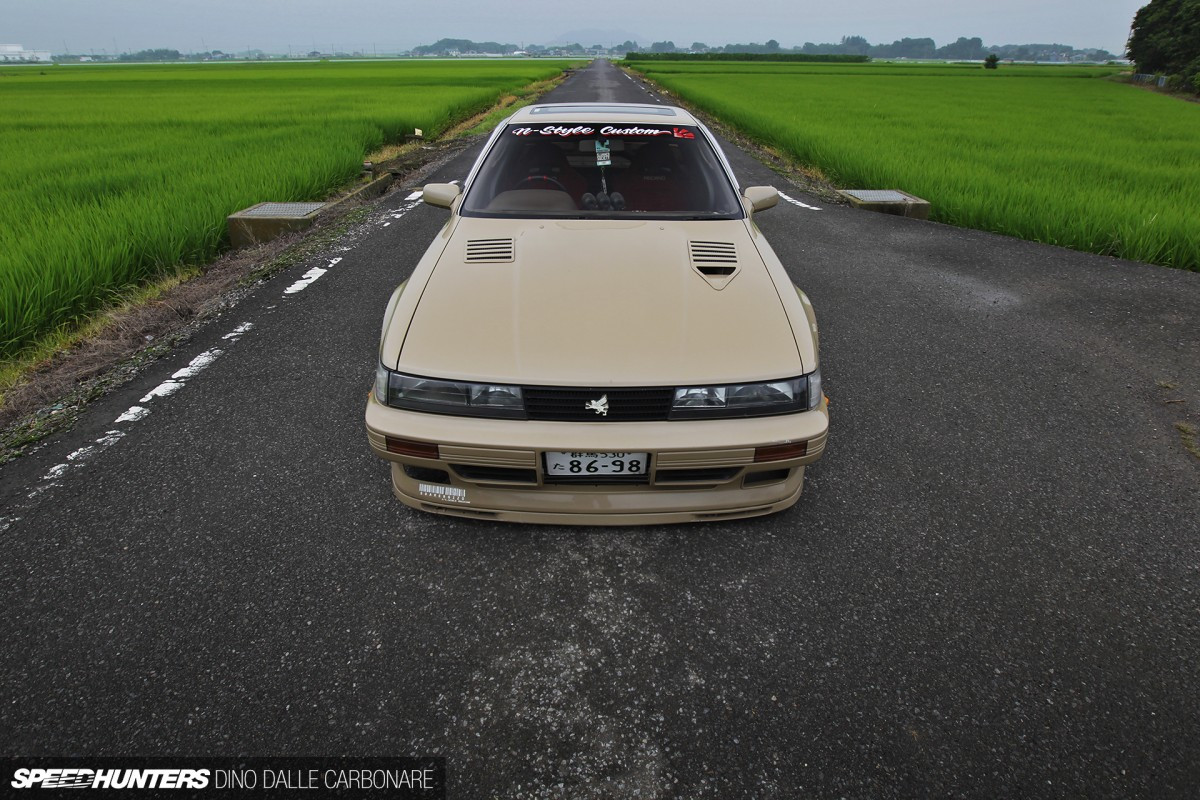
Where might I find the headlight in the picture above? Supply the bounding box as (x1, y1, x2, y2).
(670, 370, 820, 418)
(806, 367, 822, 411)
(375, 365, 525, 418)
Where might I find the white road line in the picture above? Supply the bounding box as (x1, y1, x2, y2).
(42, 463, 69, 480)
(223, 322, 253, 339)
(381, 192, 428, 228)
(283, 257, 342, 295)
(66, 445, 95, 462)
(115, 406, 149, 423)
(14, 321, 256, 510)
(140, 380, 185, 402)
(173, 349, 222, 379)
(779, 192, 823, 211)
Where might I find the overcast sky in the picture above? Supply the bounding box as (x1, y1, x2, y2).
(6, 0, 1145, 54)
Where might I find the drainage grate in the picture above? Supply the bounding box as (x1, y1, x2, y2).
(239, 202, 326, 218)
(839, 190, 910, 203)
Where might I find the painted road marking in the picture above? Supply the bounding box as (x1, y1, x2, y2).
(779, 192, 822, 211)
(114, 406, 148, 424)
(283, 257, 342, 295)
(18, 322, 255, 506)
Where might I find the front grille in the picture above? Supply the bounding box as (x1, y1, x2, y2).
(451, 465, 538, 485)
(655, 467, 741, 484)
(403, 465, 451, 484)
(544, 473, 650, 486)
(523, 386, 675, 422)
(743, 468, 791, 487)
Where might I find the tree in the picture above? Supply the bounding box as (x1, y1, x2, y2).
(118, 48, 182, 62)
(1127, 0, 1200, 90)
(984, 53, 1000, 69)
(840, 35, 870, 55)
(937, 36, 985, 60)
(872, 37, 936, 59)
(691, 42, 710, 52)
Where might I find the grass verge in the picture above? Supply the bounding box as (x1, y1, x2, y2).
(0, 66, 575, 462)
(626, 59, 1200, 270)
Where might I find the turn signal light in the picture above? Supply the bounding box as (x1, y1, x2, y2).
(754, 441, 807, 462)
(385, 437, 440, 459)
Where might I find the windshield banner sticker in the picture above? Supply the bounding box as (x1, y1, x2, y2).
(510, 125, 693, 138)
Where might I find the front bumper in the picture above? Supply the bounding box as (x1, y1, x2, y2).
(365, 393, 829, 525)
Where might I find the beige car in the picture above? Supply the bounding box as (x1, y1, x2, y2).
(366, 103, 828, 524)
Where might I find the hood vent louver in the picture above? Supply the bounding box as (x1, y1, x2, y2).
(688, 240, 738, 288)
(465, 238, 516, 263)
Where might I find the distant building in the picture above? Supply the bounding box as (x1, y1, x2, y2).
(0, 44, 52, 62)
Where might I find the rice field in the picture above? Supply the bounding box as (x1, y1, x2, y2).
(0, 59, 574, 359)
(627, 60, 1200, 271)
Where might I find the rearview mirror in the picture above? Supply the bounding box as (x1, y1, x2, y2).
(743, 186, 779, 213)
(422, 183, 461, 210)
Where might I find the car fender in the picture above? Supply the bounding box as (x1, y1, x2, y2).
(742, 220, 818, 371)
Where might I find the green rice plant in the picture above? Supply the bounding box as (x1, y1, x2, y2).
(628, 61, 1199, 271)
(0, 60, 574, 359)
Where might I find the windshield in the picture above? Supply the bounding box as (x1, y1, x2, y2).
(460, 123, 744, 219)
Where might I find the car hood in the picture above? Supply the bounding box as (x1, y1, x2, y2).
(395, 217, 804, 386)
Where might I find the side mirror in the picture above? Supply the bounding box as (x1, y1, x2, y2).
(743, 186, 779, 213)
(422, 183, 461, 209)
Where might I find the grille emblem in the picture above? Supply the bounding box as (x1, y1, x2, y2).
(585, 395, 609, 416)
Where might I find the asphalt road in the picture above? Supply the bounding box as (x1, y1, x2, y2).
(2, 60, 1199, 798)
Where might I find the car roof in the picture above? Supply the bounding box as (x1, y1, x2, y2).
(506, 102, 701, 126)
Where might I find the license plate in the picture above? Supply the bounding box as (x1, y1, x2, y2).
(544, 451, 649, 477)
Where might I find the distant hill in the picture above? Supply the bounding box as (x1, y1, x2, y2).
(412, 38, 518, 55)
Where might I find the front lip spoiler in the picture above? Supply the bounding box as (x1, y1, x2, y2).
(392, 471, 805, 526)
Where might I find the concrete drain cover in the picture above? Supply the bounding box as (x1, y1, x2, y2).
(836, 188, 931, 220)
(227, 202, 328, 248)
(238, 202, 326, 218)
(840, 190, 910, 203)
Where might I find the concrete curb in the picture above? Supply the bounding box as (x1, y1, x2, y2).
(227, 172, 394, 248)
